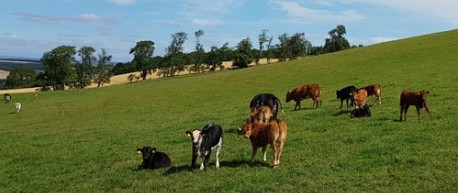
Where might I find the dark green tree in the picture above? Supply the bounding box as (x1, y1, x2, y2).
(233, 38, 254, 68)
(41, 45, 77, 90)
(94, 48, 113, 87)
(77, 46, 96, 88)
(191, 30, 205, 73)
(276, 33, 291, 62)
(257, 29, 269, 64)
(5, 68, 37, 88)
(129, 40, 155, 80)
(288, 33, 309, 59)
(324, 25, 350, 53)
(205, 46, 223, 71)
(165, 32, 188, 77)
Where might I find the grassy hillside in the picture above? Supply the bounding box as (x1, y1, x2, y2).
(1, 30, 457, 192)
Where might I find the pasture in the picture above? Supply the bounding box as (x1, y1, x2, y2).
(1, 30, 457, 192)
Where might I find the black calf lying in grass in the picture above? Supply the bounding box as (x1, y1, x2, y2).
(137, 146, 171, 169)
(351, 105, 371, 118)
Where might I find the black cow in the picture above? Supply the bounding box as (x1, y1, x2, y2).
(351, 105, 371, 118)
(186, 123, 223, 171)
(336, 86, 357, 108)
(250, 93, 282, 119)
(4, 93, 11, 103)
(136, 146, 171, 169)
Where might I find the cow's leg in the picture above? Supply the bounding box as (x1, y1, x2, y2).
(416, 106, 421, 120)
(251, 146, 258, 163)
(276, 140, 285, 166)
(340, 99, 344, 109)
(191, 154, 197, 170)
(261, 145, 267, 162)
(404, 106, 409, 121)
(270, 143, 278, 166)
(201, 151, 211, 171)
(425, 105, 432, 118)
(215, 145, 221, 168)
(294, 100, 300, 110)
(400, 106, 405, 121)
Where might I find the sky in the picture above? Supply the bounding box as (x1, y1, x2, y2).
(1, 0, 457, 62)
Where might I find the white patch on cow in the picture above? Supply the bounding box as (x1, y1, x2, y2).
(215, 137, 222, 168)
(14, 102, 21, 113)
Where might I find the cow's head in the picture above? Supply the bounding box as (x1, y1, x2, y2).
(137, 146, 156, 160)
(285, 91, 291, 102)
(186, 130, 203, 144)
(418, 90, 430, 107)
(239, 120, 255, 139)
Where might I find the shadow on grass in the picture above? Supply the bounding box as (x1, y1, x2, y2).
(162, 160, 271, 175)
(334, 110, 352, 116)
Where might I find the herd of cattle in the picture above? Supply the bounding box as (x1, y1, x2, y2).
(3, 83, 432, 171)
(134, 83, 432, 171)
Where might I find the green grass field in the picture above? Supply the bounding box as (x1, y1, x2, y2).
(1, 30, 457, 193)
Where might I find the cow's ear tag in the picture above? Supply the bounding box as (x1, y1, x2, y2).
(137, 151, 141, 154)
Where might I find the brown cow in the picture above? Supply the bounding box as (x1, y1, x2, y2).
(238, 119, 287, 168)
(361, 84, 382, 105)
(400, 90, 432, 121)
(352, 89, 368, 109)
(250, 105, 273, 123)
(286, 84, 322, 110)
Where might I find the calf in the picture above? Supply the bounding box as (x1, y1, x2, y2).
(286, 84, 322, 110)
(14, 102, 21, 113)
(250, 93, 282, 119)
(336, 86, 357, 108)
(4, 93, 11, 103)
(250, 105, 273, 123)
(186, 123, 223, 171)
(238, 119, 287, 168)
(361, 84, 382, 105)
(351, 105, 371, 118)
(352, 89, 368, 109)
(400, 90, 432, 121)
(136, 146, 171, 169)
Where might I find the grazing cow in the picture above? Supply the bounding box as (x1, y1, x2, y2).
(400, 90, 432, 121)
(14, 103, 21, 113)
(361, 84, 382, 105)
(4, 93, 11, 103)
(250, 105, 273, 123)
(136, 146, 171, 169)
(336, 86, 357, 108)
(186, 123, 223, 171)
(351, 105, 371, 118)
(286, 84, 322, 110)
(352, 89, 368, 109)
(250, 93, 282, 119)
(238, 119, 287, 168)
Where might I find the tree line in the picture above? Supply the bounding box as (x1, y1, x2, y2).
(3, 25, 356, 90)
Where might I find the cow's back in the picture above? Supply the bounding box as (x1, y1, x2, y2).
(201, 123, 223, 147)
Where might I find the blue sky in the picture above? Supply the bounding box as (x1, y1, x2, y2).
(1, 0, 457, 62)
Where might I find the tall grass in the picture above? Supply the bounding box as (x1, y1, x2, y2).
(1, 30, 457, 192)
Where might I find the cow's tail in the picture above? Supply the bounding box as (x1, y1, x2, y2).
(276, 97, 285, 119)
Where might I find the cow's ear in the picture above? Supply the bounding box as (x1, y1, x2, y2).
(237, 126, 242, 131)
(151, 148, 156, 153)
(426, 91, 430, 94)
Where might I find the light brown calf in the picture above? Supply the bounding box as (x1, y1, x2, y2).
(239, 119, 287, 167)
(400, 90, 431, 121)
(250, 105, 273, 123)
(352, 89, 368, 109)
(286, 83, 322, 110)
(361, 84, 382, 105)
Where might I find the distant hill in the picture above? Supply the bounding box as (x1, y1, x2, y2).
(0, 59, 43, 72)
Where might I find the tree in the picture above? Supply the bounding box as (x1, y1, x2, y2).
(77, 46, 96, 88)
(288, 33, 309, 59)
(233, 38, 254, 68)
(191, 30, 205, 73)
(257, 29, 269, 64)
(165, 32, 188, 77)
(42, 45, 77, 90)
(130, 40, 155, 80)
(276, 33, 291, 62)
(265, 36, 274, 63)
(205, 46, 223, 71)
(94, 48, 113, 87)
(5, 68, 37, 89)
(324, 24, 350, 53)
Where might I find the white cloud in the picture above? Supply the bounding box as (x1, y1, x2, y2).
(273, 1, 364, 23)
(14, 13, 117, 25)
(106, 0, 136, 5)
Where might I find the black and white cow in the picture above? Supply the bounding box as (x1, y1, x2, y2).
(186, 123, 223, 171)
(250, 93, 282, 119)
(136, 146, 171, 169)
(351, 105, 371, 118)
(4, 93, 11, 103)
(336, 86, 357, 108)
